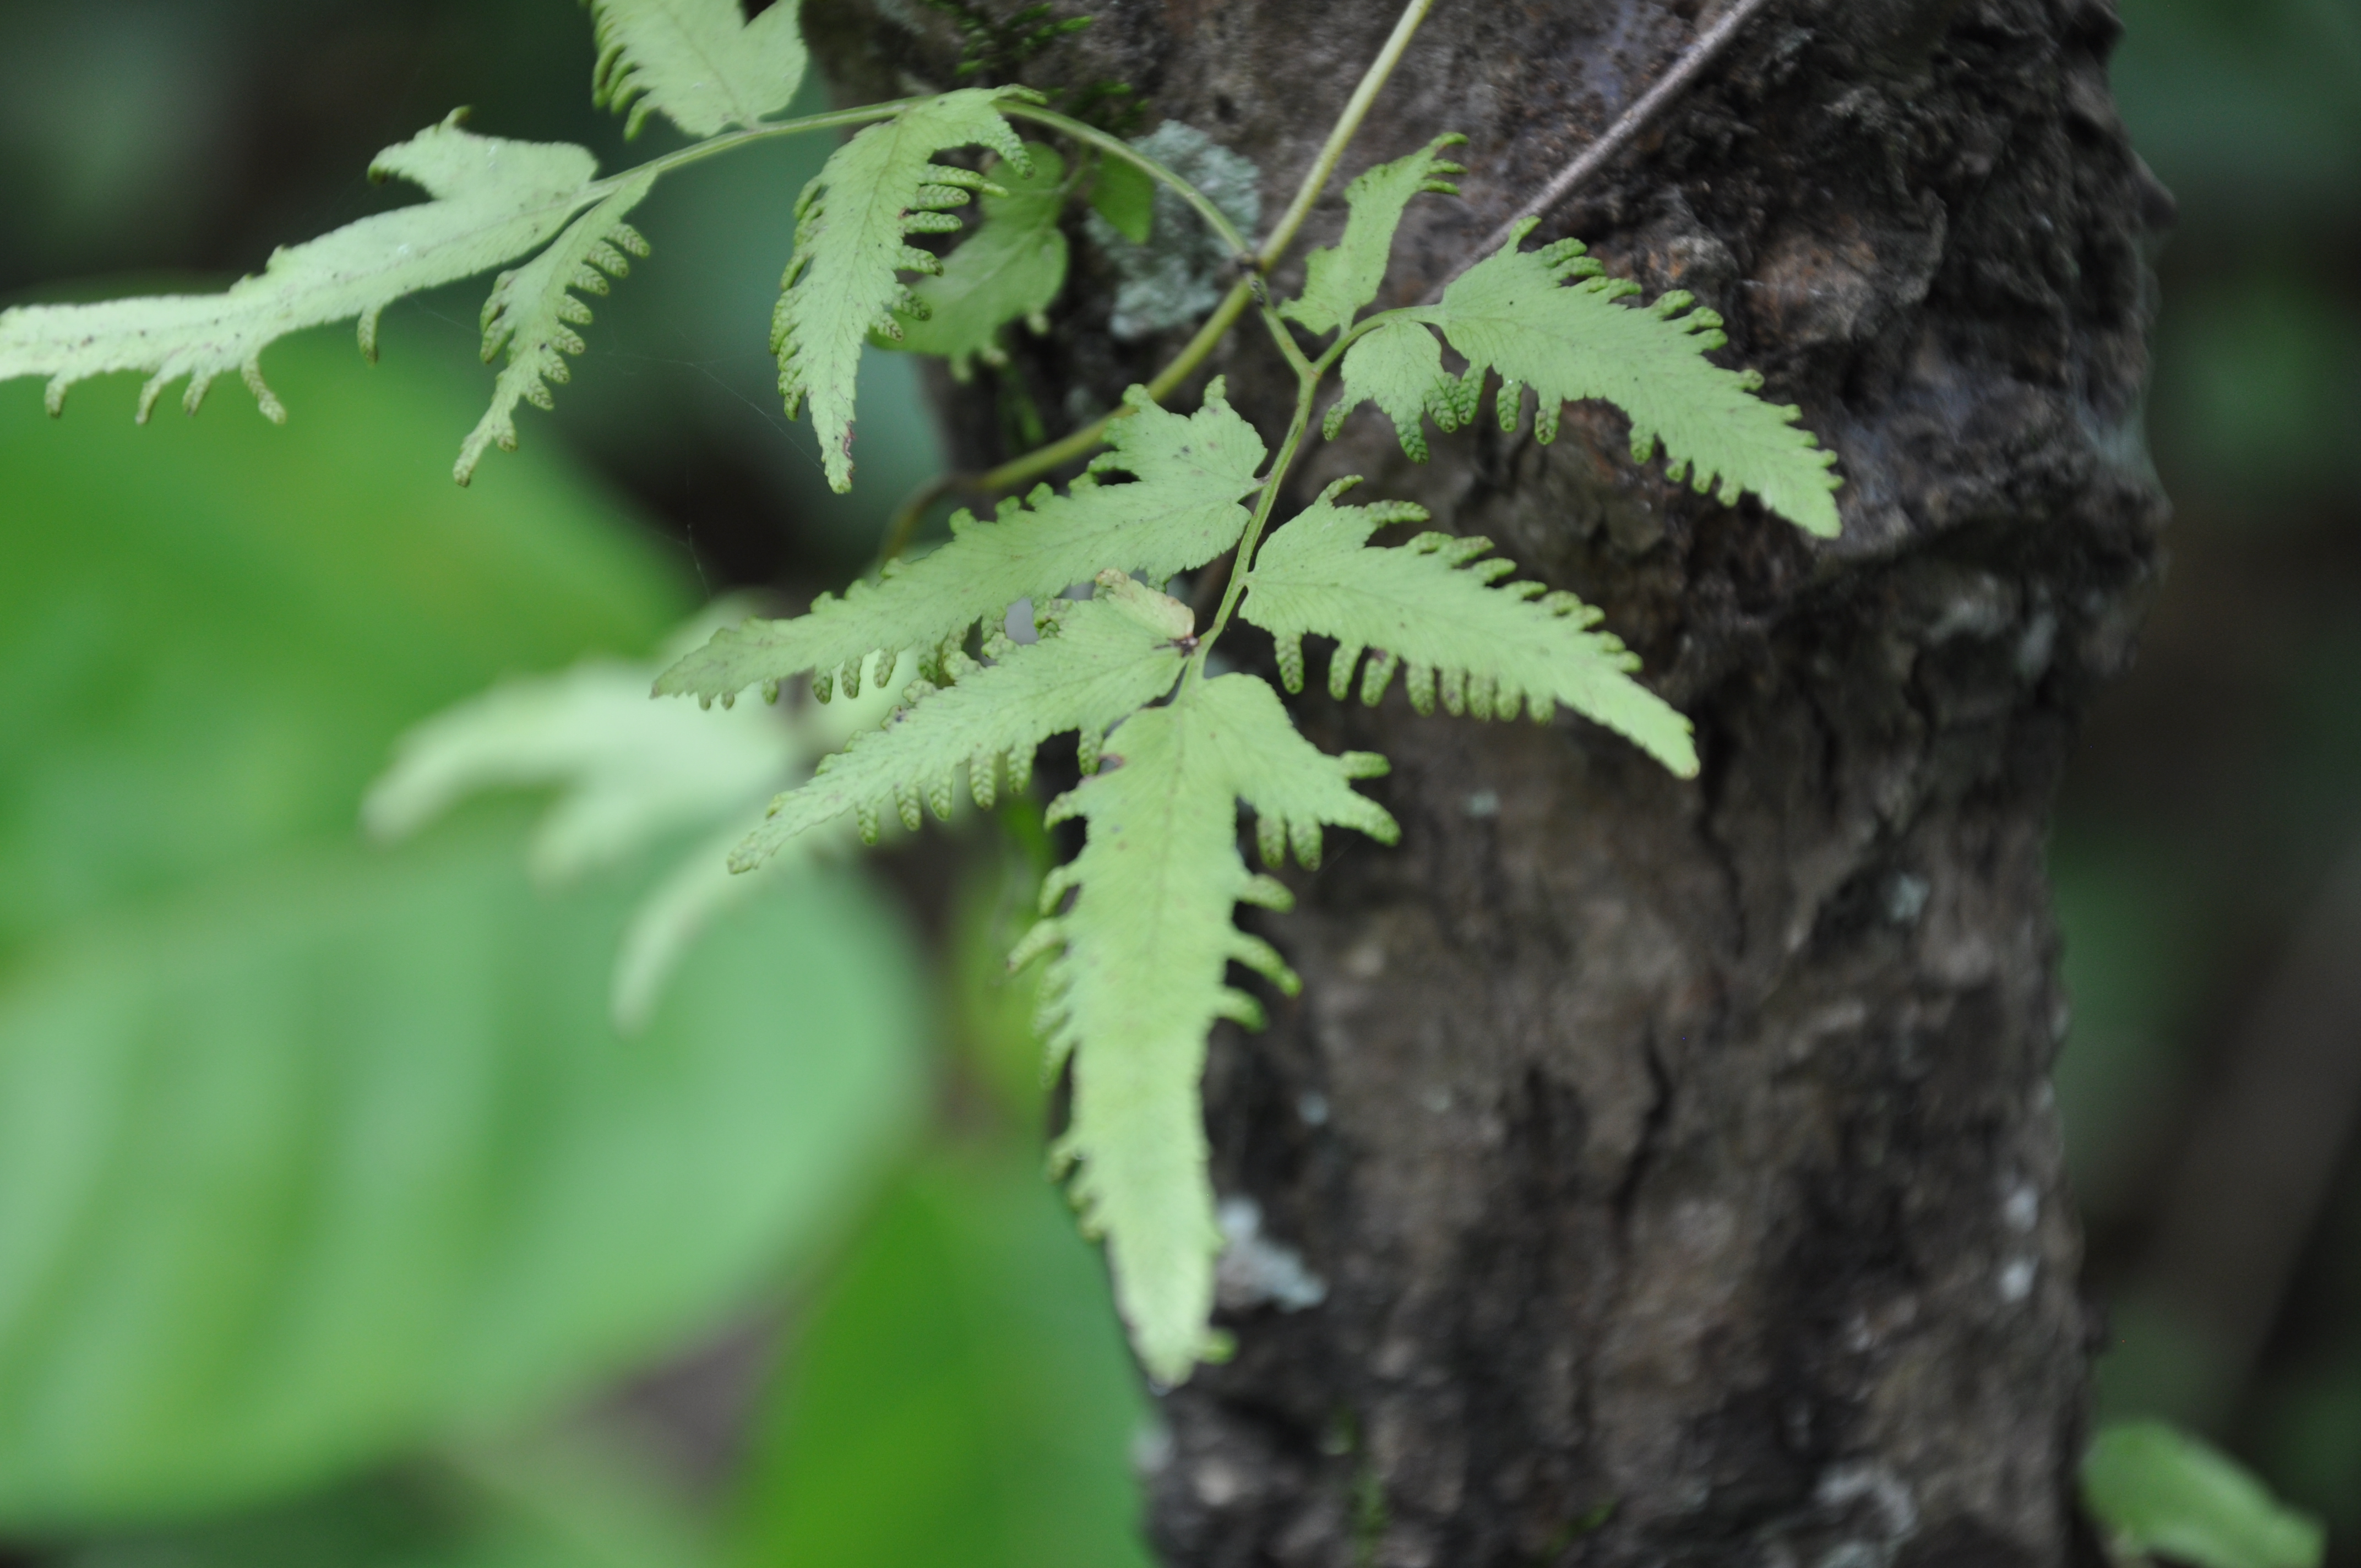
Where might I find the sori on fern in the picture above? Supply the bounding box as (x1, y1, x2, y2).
(0, 0, 1843, 1386)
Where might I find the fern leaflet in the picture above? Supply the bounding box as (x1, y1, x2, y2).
(730, 582, 1192, 870)
(0, 116, 601, 426)
(1322, 317, 1475, 463)
(655, 383, 1265, 705)
(584, 0, 811, 140)
(772, 87, 1038, 492)
(1242, 480, 1699, 776)
(1013, 673, 1396, 1382)
(872, 143, 1069, 376)
(456, 174, 656, 485)
(1330, 218, 1842, 537)
(1279, 133, 1465, 338)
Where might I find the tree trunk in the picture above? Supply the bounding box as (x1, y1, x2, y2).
(815, 1, 2169, 1562)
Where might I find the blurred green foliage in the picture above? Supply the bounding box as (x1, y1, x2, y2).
(0, 332, 935, 1539)
(48, 1430, 709, 1568)
(0, 334, 666, 943)
(0, 2, 1157, 1550)
(2085, 1422, 2324, 1568)
(732, 1147, 1155, 1568)
(2052, 0, 2361, 1560)
(0, 814, 919, 1525)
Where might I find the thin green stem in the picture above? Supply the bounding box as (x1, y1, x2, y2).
(1149, 281, 1256, 401)
(1261, 304, 1319, 381)
(963, 273, 1255, 499)
(1324, 304, 1424, 363)
(875, 472, 960, 565)
(1185, 302, 1373, 665)
(583, 100, 922, 198)
(940, 249, 1380, 563)
(1254, 0, 1439, 269)
(1002, 104, 1255, 260)
(1194, 355, 1322, 673)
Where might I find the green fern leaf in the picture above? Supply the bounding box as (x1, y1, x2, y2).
(871, 143, 1069, 376)
(0, 115, 602, 426)
(730, 581, 1192, 870)
(1320, 317, 1473, 463)
(1331, 218, 1842, 537)
(1242, 480, 1698, 776)
(583, 0, 810, 140)
(655, 382, 1265, 705)
(1279, 133, 1465, 337)
(773, 88, 1040, 492)
(456, 173, 656, 485)
(1089, 154, 1155, 245)
(1015, 673, 1396, 1381)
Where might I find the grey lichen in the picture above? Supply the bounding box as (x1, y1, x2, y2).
(1085, 121, 1261, 340)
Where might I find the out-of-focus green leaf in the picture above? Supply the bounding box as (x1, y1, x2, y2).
(1089, 155, 1154, 246)
(436, 1427, 712, 1568)
(363, 654, 798, 887)
(731, 1147, 1155, 1568)
(948, 807, 1056, 1131)
(58, 1425, 709, 1568)
(2083, 1420, 2325, 1568)
(0, 329, 927, 1526)
(0, 804, 923, 1531)
(363, 608, 922, 1035)
(360, 612, 807, 1033)
(0, 326, 675, 955)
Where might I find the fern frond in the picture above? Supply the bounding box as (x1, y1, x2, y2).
(456, 174, 656, 485)
(0, 115, 602, 426)
(654, 382, 1265, 705)
(1330, 218, 1842, 537)
(583, 0, 810, 140)
(872, 143, 1069, 377)
(772, 87, 1040, 492)
(1279, 133, 1465, 338)
(729, 582, 1192, 870)
(1242, 480, 1699, 776)
(1019, 673, 1396, 1381)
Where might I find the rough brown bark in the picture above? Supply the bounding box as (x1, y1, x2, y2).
(816, 2, 2169, 1562)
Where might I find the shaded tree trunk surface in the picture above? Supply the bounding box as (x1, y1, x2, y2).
(817, 1, 2169, 1562)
